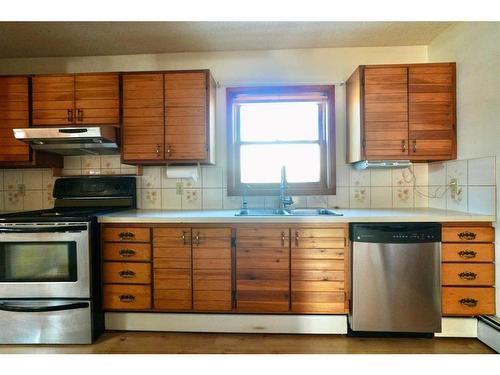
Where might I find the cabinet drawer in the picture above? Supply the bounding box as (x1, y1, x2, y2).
(103, 242, 151, 261)
(442, 263, 494, 286)
(442, 243, 494, 262)
(103, 285, 151, 310)
(442, 287, 495, 316)
(442, 226, 494, 242)
(103, 262, 151, 284)
(154, 228, 191, 247)
(103, 227, 150, 242)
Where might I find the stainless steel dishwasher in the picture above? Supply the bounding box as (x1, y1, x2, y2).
(349, 223, 442, 335)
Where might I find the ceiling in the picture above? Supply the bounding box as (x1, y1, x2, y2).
(0, 22, 454, 58)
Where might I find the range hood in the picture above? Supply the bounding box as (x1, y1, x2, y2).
(13, 127, 119, 156)
(352, 160, 412, 170)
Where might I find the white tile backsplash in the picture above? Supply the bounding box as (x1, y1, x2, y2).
(468, 186, 496, 215)
(468, 156, 495, 186)
(370, 187, 393, 208)
(446, 159, 468, 186)
(161, 189, 182, 210)
(370, 169, 392, 187)
(428, 162, 447, 186)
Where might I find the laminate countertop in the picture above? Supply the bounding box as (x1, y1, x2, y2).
(97, 208, 495, 224)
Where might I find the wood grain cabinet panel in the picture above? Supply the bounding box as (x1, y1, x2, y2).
(408, 63, 456, 160)
(192, 228, 232, 311)
(153, 227, 192, 311)
(74, 73, 119, 125)
(290, 226, 348, 314)
(32, 75, 75, 126)
(236, 227, 290, 312)
(0, 76, 30, 162)
(122, 73, 165, 162)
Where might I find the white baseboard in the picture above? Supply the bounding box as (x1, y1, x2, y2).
(435, 317, 478, 338)
(105, 313, 348, 334)
(105, 314, 476, 337)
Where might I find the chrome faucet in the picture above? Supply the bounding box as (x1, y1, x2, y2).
(279, 165, 294, 211)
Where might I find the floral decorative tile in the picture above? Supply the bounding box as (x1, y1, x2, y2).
(4, 191, 23, 211)
(81, 155, 101, 169)
(141, 189, 161, 209)
(100, 155, 121, 170)
(64, 156, 82, 170)
(42, 169, 56, 191)
(349, 187, 370, 208)
(182, 189, 202, 210)
(393, 187, 414, 208)
(4, 170, 22, 191)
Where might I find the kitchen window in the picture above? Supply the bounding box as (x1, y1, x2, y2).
(226, 85, 336, 195)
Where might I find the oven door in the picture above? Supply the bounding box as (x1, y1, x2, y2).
(0, 222, 90, 299)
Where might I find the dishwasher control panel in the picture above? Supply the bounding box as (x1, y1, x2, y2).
(350, 223, 441, 243)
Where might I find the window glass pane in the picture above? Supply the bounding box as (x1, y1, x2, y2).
(240, 144, 320, 183)
(239, 102, 319, 142)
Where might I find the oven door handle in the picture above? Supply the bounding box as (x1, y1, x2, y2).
(0, 301, 89, 312)
(0, 225, 87, 234)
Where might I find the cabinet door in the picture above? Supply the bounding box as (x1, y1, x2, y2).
(153, 228, 192, 310)
(32, 75, 75, 126)
(122, 73, 165, 162)
(192, 228, 232, 311)
(75, 73, 119, 125)
(290, 227, 347, 314)
(236, 227, 290, 312)
(0, 76, 30, 162)
(363, 67, 409, 159)
(164, 71, 208, 162)
(409, 64, 456, 160)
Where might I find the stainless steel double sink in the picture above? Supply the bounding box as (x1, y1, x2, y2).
(235, 208, 343, 216)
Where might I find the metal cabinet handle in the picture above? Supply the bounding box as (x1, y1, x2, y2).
(412, 140, 417, 153)
(182, 230, 188, 245)
(156, 144, 161, 156)
(118, 231, 135, 240)
(281, 231, 286, 247)
(401, 140, 407, 152)
(193, 232, 200, 246)
(458, 250, 477, 259)
(166, 144, 171, 156)
(458, 271, 477, 281)
(295, 231, 299, 247)
(459, 298, 478, 307)
(118, 270, 136, 279)
(458, 231, 477, 240)
(67, 109, 73, 122)
(119, 248, 136, 257)
(119, 294, 136, 303)
(77, 108, 83, 122)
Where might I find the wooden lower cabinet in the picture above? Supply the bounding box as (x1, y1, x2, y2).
(441, 222, 496, 316)
(236, 227, 290, 312)
(102, 224, 348, 315)
(153, 227, 193, 310)
(291, 227, 348, 314)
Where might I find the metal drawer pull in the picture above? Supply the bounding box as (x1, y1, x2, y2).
(459, 298, 478, 307)
(182, 231, 188, 245)
(194, 232, 200, 246)
(401, 140, 406, 152)
(156, 144, 161, 156)
(119, 249, 136, 257)
(118, 270, 136, 278)
(295, 231, 299, 247)
(119, 294, 136, 303)
(458, 231, 477, 240)
(118, 231, 135, 239)
(412, 140, 417, 153)
(458, 271, 477, 280)
(67, 109, 73, 122)
(77, 108, 83, 122)
(281, 232, 286, 246)
(458, 250, 477, 259)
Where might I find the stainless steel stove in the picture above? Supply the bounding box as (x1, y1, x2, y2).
(0, 176, 136, 344)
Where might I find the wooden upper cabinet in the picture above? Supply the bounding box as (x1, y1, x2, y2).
(121, 69, 216, 165)
(32, 75, 75, 126)
(122, 73, 165, 162)
(408, 64, 456, 160)
(347, 62, 456, 163)
(363, 67, 409, 159)
(0, 76, 30, 162)
(164, 71, 208, 162)
(74, 73, 119, 125)
(32, 73, 119, 126)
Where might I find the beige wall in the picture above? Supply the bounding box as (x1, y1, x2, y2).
(428, 22, 500, 317)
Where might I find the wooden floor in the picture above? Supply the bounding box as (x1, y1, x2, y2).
(0, 331, 495, 354)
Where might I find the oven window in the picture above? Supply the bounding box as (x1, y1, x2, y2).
(0, 242, 77, 282)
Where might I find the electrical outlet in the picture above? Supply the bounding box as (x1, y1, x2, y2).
(449, 178, 462, 200)
(175, 182, 184, 195)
